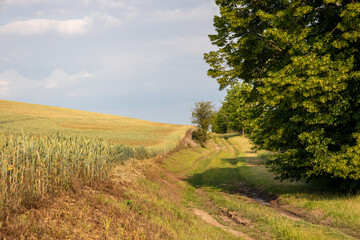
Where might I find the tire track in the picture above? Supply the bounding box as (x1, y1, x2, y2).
(221, 136, 357, 239)
(193, 208, 255, 240)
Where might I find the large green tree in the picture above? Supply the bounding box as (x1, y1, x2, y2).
(205, 0, 360, 185)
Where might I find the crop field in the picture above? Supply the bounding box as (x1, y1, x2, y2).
(4, 99, 359, 239)
(5, 133, 360, 239)
(0, 100, 190, 215)
(0, 100, 190, 153)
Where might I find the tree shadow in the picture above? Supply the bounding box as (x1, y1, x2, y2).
(185, 166, 277, 201)
(190, 134, 360, 200)
(222, 156, 247, 165)
(216, 133, 242, 140)
(222, 156, 267, 166)
(184, 163, 357, 201)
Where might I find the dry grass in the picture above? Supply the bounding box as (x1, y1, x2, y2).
(0, 99, 195, 237)
(0, 132, 168, 213)
(2, 128, 358, 239)
(0, 99, 190, 153)
(0, 136, 235, 240)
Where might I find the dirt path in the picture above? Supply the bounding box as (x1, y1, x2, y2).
(240, 191, 357, 239)
(192, 208, 255, 240)
(228, 140, 358, 239)
(175, 136, 357, 240)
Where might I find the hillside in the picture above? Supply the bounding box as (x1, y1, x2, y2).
(1, 100, 359, 239)
(0, 100, 192, 227)
(0, 100, 190, 152)
(2, 134, 360, 239)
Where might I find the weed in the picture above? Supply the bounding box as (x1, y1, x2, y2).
(102, 216, 112, 238)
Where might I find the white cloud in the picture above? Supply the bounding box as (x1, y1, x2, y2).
(5, 0, 129, 10)
(0, 13, 123, 35)
(5, 0, 63, 5)
(0, 81, 10, 96)
(90, 13, 123, 28)
(1, 58, 12, 62)
(44, 82, 58, 89)
(149, 6, 216, 22)
(81, 72, 92, 78)
(0, 69, 93, 98)
(44, 69, 92, 89)
(0, 17, 92, 35)
(0, 69, 41, 98)
(82, 0, 126, 8)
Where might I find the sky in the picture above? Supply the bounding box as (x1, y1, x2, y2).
(0, 0, 226, 125)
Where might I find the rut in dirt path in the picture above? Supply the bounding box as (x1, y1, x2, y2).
(235, 188, 358, 239)
(192, 208, 255, 240)
(178, 135, 357, 239)
(224, 145, 359, 239)
(191, 187, 255, 240)
(218, 137, 358, 239)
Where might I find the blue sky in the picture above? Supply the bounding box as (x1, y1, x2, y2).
(0, 0, 226, 124)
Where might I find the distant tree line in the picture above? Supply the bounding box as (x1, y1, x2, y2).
(205, 0, 360, 189)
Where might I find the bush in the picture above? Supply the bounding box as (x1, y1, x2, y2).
(192, 128, 210, 147)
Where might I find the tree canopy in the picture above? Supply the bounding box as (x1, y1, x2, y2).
(191, 101, 214, 131)
(205, 0, 360, 185)
(212, 82, 253, 135)
(191, 101, 215, 146)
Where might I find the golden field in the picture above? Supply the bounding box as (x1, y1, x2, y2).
(0, 99, 190, 153)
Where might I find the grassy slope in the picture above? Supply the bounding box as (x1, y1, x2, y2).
(1, 101, 359, 239)
(1, 138, 237, 240)
(163, 135, 360, 240)
(0, 99, 190, 152)
(4, 133, 360, 239)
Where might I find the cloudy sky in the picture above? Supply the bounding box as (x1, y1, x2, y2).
(0, 0, 225, 124)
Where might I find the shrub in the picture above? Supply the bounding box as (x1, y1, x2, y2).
(192, 128, 210, 147)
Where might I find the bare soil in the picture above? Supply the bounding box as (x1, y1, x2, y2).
(192, 208, 255, 240)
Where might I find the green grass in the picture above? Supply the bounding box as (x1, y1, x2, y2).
(126, 177, 238, 240)
(162, 134, 360, 239)
(226, 137, 360, 234)
(3, 99, 360, 239)
(4, 131, 359, 239)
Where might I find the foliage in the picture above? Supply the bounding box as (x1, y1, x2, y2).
(191, 101, 215, 146)
(213, 83, 253, 134)
(191, 101, 215, 131)
(205, 0, 360, 185)
(192, 128, 211, 147)
(211, 108, 229, 134)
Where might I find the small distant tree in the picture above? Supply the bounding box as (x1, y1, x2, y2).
(191, 101, 215, 147)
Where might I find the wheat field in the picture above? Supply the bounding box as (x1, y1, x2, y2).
(0, 99, 191, 211)
(0, 100, 190, 152)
